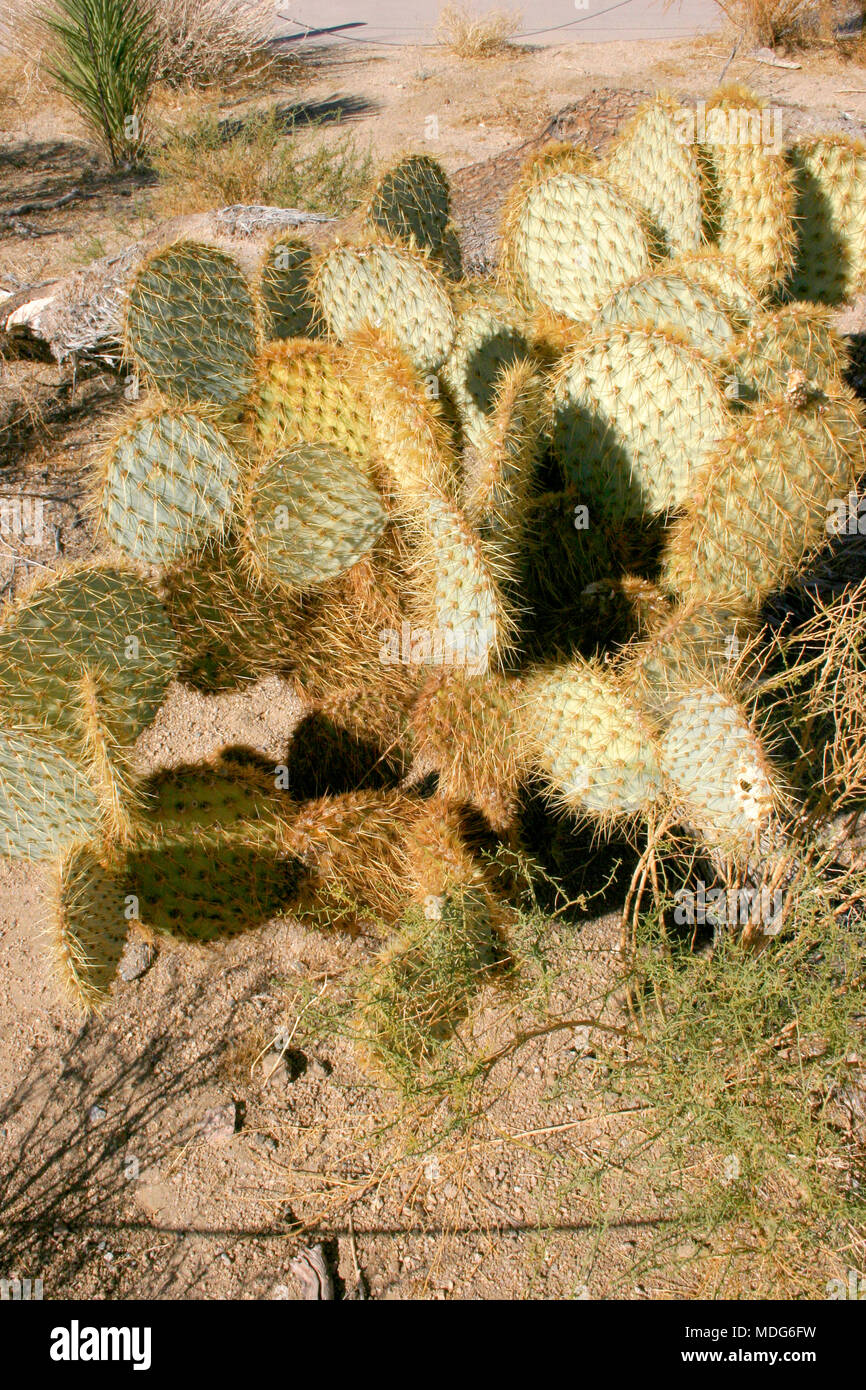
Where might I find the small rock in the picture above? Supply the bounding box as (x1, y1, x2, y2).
(118, 939, 156, 982)
(249, 1133, 278, 1155)
(88, 1105, 107, 1125)
(307, 1055, 332, 1081)
(200, 1102, 239, 1147)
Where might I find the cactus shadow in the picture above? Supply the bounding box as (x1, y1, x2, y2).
(282, 711, 407, 800)
(516, 783, 641, 923)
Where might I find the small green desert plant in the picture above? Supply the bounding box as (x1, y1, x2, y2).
(152, 108, 373, 216)
(41, 0, 157, 165)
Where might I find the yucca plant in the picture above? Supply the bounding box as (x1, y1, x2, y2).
(41, 0, 157, 166)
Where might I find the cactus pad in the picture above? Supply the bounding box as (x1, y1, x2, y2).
(100, 409, 241, 566)
(125, 241, 259, 406)
(552, 324, 731, 516)
(604, 95, 703, 256)
(500, 168, 656, 322)
(312, 243, 456, 374)
(0, 564, 179, 744)
(787, 136, 866, 304)
(241, 444, 388, 591)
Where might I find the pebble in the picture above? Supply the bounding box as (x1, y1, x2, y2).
(88, 1104, 107, 1124)
(249, 1133, 278, 1154)
(118, 939, 157, 982)
(200, 1102, 239, 1147)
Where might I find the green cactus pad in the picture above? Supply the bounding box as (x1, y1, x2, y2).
(141, 758, 291, 838)
(598, 271, 736, 360)
(412, 490, 509, 673)
(730, 304, 846, 401)
(551, 324, 731, 517)
(700, 89, 796, 296)
(624, 601, 757, 718)
(258, 236, 319, 341)
(787, 136, 866, 305)
(100, 409, 241, 566)
(461, 358, 543, 550)
(668, 249, 762, 318)
(127, 831, 301, 941)
(51, 845, 131, 1012)
(312, 243, 456, 374)
(522, 659, 664, 819)
(125, 241, 259, 407)
(663, 391, 866, 607)
(367, 155, 454, 264)
(0, 727, 102, 859)
(500, 169, 656, 322)
(0, 564, 179, 744)
(241, 444, 388, 591)
(604, 95, 703, 256)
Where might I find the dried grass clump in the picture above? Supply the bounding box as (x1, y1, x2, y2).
(437, 4, 522, 59)
(710, 0, 837, 47)
(148, 0, 277, 88)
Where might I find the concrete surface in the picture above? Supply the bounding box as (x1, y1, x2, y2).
(275, 0, 723, 48)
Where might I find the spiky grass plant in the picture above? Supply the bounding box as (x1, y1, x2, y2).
(40, 0, 157, 165)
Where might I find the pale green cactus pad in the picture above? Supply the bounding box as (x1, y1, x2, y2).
(659, 684, 780, 852)
(312, 243, 456, 374)
(787, 136, 866, 305)
(0, 727, 102, 859)
(668, 250, 762, 318)
(552, 324, 732, 516)
(730, 304, 846, 401)
(598, 271, 736, 360)
(701, 91, 796, 296)
(502, 170, 656, 322)
(100, 410, 241, 566)
(663, 391, 866, 608)
(441, 300, 530, 454)
(522, 659, 664, 819)
(241, 444, 388, 591)
(604, 95, 703, 256)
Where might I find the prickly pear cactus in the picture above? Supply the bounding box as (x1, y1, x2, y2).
(5, 80, 866, 1032)
(604, 94, 703, 256)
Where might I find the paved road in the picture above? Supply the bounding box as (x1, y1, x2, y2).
(275, 0, 722, 48)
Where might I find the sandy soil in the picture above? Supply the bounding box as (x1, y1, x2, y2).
(1, 32, 865, 1301)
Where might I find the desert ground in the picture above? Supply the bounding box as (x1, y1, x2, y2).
(1, 18, 865, 1301)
